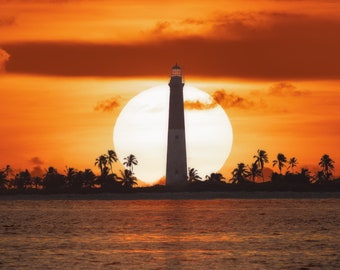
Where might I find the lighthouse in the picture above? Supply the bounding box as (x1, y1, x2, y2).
(166, 64, 187, 187)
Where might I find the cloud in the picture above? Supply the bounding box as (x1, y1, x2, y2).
(269, 82, 309, 96)
(0, 48, 10, 72)
(184, 100, 217, 110)
(94, 97, 121, 112)
(150, 21, 171, 35)
(29, 156, 44, 177)
(212, 90, 255, 109)
(184, 90, 263, 111)
(2, 12, 340, 79)
(29, 156, 44, 165)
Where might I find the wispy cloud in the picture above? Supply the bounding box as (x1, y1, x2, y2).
(184, 100, 217, 110)
(150, 21, 171, 35)
(185, 83, 309, 112)
(94, 97, 121, 112)
(212, 90, 255, 109)
(269, 82, 309, 96)
(184, 90, 258, 111)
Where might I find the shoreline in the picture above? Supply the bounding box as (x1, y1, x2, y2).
(1, 191, 340, 200)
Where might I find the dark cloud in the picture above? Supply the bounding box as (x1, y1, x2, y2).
(94, 97, 121, 112)
(3, 12, 340, 79)
(29, 156, 44, 165)
(212, 90, 255, 109)
(269, 82, 309, 96)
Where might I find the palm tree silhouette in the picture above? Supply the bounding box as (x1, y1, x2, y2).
(287, 157, 298, 173)
(318, 154, 335, 181)
(205, 173, 225, 183)
(81, 168, 96, 189)
(188, 167, 202, 183)
(253, 149, 269, 180)
(248, 162, 261, 182)
(230, 163, 249, 184)
(0, 165, 11, 191)
(117, 169, 137, 189)
(273, 153, 287, 175)
(43, 166, 65, 192)
(95, 154, 108, 175)
(107, 150, 118, 174)
(14, 169, 32, 191)
(64, 167, 77, 188)
(32, 176, 43, 189)
(299, 168, 311, 184)
(123, 154, 138, 172)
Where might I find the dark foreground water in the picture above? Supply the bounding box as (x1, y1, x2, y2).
(0, 198, 339, 269)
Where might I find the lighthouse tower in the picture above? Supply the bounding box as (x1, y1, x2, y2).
(166, 64, 187, 186)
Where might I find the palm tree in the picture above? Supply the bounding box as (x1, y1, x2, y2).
(43, 167, 65, 192)
(205, 172, 225, 183)
(107, 150, 118, 173)
(64, 167, 77, 188)
(299, 168, 311, 184)
(0, 165, 11, 191)
(287, 157, 298, 173)
(81, 169, 96, 189)
(117, 169, 137, 190)
(253, 149, 269, 180)
(123, 154, 138, 172)
(315, 170, 326, 184)
(318, 154, 335, 181)
(95, 154, 108, 175)
(32, 176, 43, 189)
(230, 163, 249, 184)
(14, 169, 32, 191)
(188, 167, 202, 183)
(248, 162, 261, 182)
(273, 153, 287, 174)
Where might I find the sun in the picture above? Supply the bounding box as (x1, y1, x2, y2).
(113, 85, 233, 185)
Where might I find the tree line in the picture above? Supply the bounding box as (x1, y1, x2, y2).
(186, 150, 337, 190)
(0, 149, 338, 194)
(0, 151, 138, 194)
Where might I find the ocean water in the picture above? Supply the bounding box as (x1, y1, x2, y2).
(0, 198, 339, 269)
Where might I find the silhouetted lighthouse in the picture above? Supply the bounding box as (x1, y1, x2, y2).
(166, 64, 187, 186)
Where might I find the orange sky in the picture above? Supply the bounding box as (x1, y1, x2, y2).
(1, 0, 339, 180)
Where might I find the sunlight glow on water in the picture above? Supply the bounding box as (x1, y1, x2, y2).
(0, 199, 339, 269)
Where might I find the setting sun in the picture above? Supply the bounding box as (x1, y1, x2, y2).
(113, 85, 233, 184)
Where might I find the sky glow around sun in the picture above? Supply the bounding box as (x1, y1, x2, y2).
(113, 85, 233, 184)
(1, 0, 339, 179)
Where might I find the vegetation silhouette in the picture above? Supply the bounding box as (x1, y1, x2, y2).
(188, 167, 202, 183)
(123, 154, 138, 173)
(0, 150, 339, 195)
(273, 153, 287, 175)
(253, 149, 269, 181)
